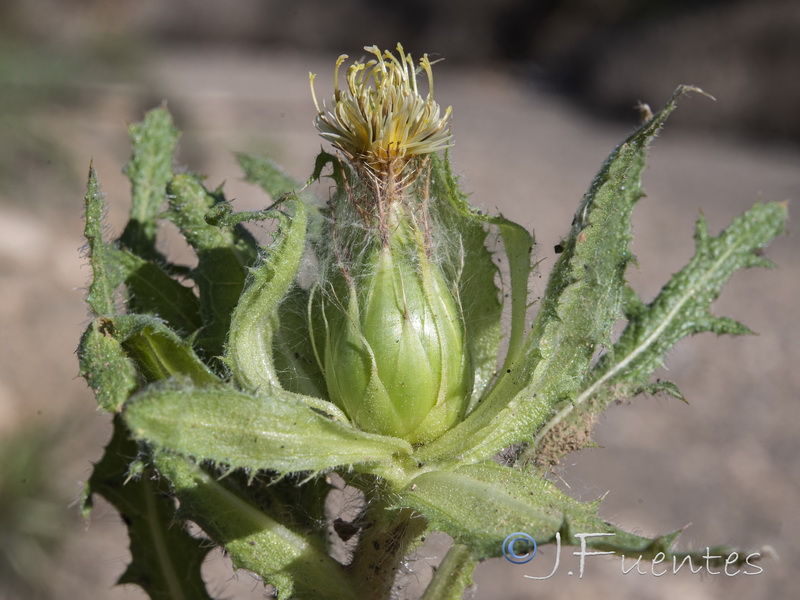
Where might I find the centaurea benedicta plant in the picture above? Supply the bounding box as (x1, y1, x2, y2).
(79, 44, 785, 600)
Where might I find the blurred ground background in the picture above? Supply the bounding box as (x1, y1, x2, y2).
(0, 0, 798, 599)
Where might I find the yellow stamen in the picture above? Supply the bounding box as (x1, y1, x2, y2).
(309, 44, 453, 173)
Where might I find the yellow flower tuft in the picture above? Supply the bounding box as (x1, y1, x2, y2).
(310, 44, 452, 174)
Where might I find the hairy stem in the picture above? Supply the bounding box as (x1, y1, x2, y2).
(421, 543, 475, 600)
(347, 495, 428, 600)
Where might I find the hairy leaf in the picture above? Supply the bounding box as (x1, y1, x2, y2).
(82, 417, 212, 600)
(427, 154, 503, 405)
(79, 313, 216, 412)
(428, 153, 538, 406)
(110, 315, 219, 385)
(83, 165, 125, 316)
(119, 107, 179, 260)
(153, 452, 358, 600)
(237, 151, 301, 199)
(124, 383, 412, 474)
(418, 86, 697, 467)
(535, 201, 788, 454)
(113, 249, 202, 336)
(271, 285, 328, 398)
(398, 460, 741, 566)
(166, 174, 251, 359)
(78, 318, 139, 412)
(226, 198, 308, 392)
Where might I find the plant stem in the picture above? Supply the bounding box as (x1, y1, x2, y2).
(347, 499, 428, 599)
(421, 543, 476, 600)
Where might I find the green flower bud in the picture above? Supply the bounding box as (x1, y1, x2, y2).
(317, 231, 471, 444)
(308, 45, 471, 444)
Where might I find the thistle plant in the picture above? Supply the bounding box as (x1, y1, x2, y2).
(79, 44, 786, 600)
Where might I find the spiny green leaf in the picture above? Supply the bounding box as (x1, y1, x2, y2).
(110, 315, 219, 386)
(398, 460, 741, 565)
(419, 87, 697, 468)
(119, 107, 179, 261)
(83, 165, 125, 316)
(428, 153, 537, 406)
(237, 151, 301, 199)
(166, 174, 251, 359)
(622, 379, 686, 402)
(271, 285, 328, 398)
(83, 162, 202, 336)
(124, 382, 412, 474)
(78, 317, 139, 412)
(608, 203, 786, 381)
(396, 465, 563, 558)
(226, 198, 308, 392)
(112, 249, 202, 336)
(153, 452, 358, 600)
(536, 201, 787, 456)
(518, 88, 689, 422)
(427, 153, 504, 405)
(78, 313, 216, 412)
(82, 417, 212, 600)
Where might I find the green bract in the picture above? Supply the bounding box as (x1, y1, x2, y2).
(77, 46, 786, 600)
(316, 214, 471, 443)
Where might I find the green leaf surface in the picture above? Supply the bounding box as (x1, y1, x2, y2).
(426, 153, 537, 413)
(237, 151, 301, 198)
(226, 198, 308, 392)
(271, 285, 329, 398)
(124, 382, 412, 474)
(78, 318, 139, 412)
(80, 166, 141, 412)
(113, 249, 203, 336)
(166, 174, 251, 359)
(603, 202, 785, 383)
(119, 107, 179, 260)
(535, 200, 788, 453)
(82, 417, 212, 600)
(111, 315, 219, 386)
(83, 164, 125, 316)
(397, 464, 562, 558)
(398, 460, 713, 563)
(418, 86, 695, 467)
(427, 154, 504, 405)
(153, 452, 358, 600)
(78, 313, 216, 412)
(219, 469, 333, 550)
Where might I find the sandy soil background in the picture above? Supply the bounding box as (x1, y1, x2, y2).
(1, 10, 799, 600)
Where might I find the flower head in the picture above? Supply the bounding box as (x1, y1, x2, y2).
(310, 44, 452, 174)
